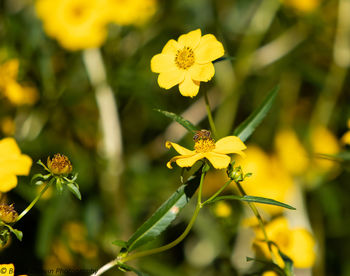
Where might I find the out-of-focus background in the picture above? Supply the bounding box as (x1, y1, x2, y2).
(0, 0, 349, 275)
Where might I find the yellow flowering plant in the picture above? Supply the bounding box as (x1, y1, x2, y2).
(151, 29, 224, 97)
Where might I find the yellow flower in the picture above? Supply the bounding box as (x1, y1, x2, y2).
(106, 0, 156, 26)
(151, 29, 224, 97)
(253, 217, 316, 268)
(47, 154, 72, 175)
(275, 128, 309, 176)
(0, 204, 18, 223)
(166, 130, 246, 169)
(235, 146, 294, 215)
(35, 0, 108, 51)
(0, 59, 38, 105)
(341, 119, 350, 145)
(0, 138, 32, 193)
(281, 0, 320, 13)
(213, 201, 232, 218)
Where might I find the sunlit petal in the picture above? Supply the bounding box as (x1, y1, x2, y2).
(178, 29, 201, 49)
(205, 152, 231, 169)
(151, 53, 176, 73)
(189, 63, 215, 82)
(214, 136, 247, 156)
(162, 39, 179, 54)
(0, 174, 17, 193)
(166, 141, 194, 155)
(195, 34, 224, 64)
(178, 75, 200, 97)
(158, 69, 185, 89)
(176, 153, 204, 168)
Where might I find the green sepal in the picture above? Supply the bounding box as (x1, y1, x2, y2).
(2, 223, 23, 241)
(155, 109, 197, 134)
(112, 239, 128, 248)
(234, 85, 279, 142)
(66, 183, 82, 200)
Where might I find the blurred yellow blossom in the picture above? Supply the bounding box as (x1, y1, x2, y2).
(0, 138, 32, 193)
(262, 271, 278, 276)
(107, 0, 156, 26)
(275, 128, 309, 175)
(235, 146, 294, 215)
(341, 119, 350, 145)
(253, 217, 316, 268)
(166, 130, 246, 169)
(213, 201, 232, 218)
(35, 0, 109, 51)
(151, 29, 224, 97)
(281, 0, 320, 13)
(1, 117, 16, 136)
(0, 59, 38, 105)
(310, 125, 339, 171)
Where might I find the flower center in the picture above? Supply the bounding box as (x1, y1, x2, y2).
(175, 47, 195, 70)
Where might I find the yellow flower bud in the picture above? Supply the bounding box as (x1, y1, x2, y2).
(0, 204, 18, 224)
(47, 154, 72, 175)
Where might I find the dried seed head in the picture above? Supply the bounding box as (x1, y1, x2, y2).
(47, 154, 72, 175)
(0, 204, 18, 224)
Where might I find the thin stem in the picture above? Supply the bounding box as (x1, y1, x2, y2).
(234, 181, 277, 263)
(92, 258, 119, 276)
(204, 90, 218, 138)
(16, 179, 52, 222)
(202, 179, 233, 206)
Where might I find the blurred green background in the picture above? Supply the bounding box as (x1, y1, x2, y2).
(0, 0, 349, 275)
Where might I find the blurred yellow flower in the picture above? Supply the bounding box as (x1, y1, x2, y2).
(275, 128, 309, 175)
(262, 271, 278, 276)
(311, 125, 339, 171)
(35, 0, 108, 51)
(235, 146, 294, 215)
(0, 137, 32, 193)
(281, 0, 320, 13)
(1, 117, 16, 136)
(166, 130, 246, 169)
(341, 119, 350, 145)
(0, 59, 38, 105)
(253, 217, 316, 268)
(213, 201, 232, 218)
(107, 0, 156, 26)
(151, 29, 224, 97)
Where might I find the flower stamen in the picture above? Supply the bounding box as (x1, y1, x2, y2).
(175, 46, 195, 70)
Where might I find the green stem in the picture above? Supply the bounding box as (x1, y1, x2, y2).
(15, 179, 52, 223)
(234, 181, 277, 264)
(204, 90, 218, 139)
(202, 179, 233, 206)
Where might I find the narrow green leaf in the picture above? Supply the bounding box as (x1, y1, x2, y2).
(126, 169, 201, 252)
(314, 151, 350, 162)
(4, 224, 23, 241)
(155, 109, 197, 133)
(233, 86, 279, 142)
(213, 56, 235, 63)
(209, 195, 295, 210)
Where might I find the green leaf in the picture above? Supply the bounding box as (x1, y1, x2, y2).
(233, 86, 279, 142)
(66, 183, 82, 200)
(118, 263, 150, 276)
(112, 240, 128, 248)
(213, 56, 235, 63)
(209, 195, 295, 210)
(4, 223, 23, 241)
(155, 109, 197, 133)
(314, 151, 350, 162)
(125, 169, 201, 252)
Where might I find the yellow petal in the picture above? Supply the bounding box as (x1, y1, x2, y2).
(288, 229, 316, 268)
(205, 152, 231, 169)
(0, 174, 18, 192)
(157, 69, 185, 89)
(214, 136, 247, 156)
(0, 137, 21, 157)
(151, 53, 176, 73)
(1, 59, 19, 79)
(162, 39, 179, 54)
(178, 75, 200, 97)
(178, 29, 201, 49)
(189, 63, 215, 82)
(175, 153, 204, 168)
(341, 131, 350, 145)
(0, 155, 32, 175)
(165, 141, 194, 155)
(195, 34, 224, 64)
